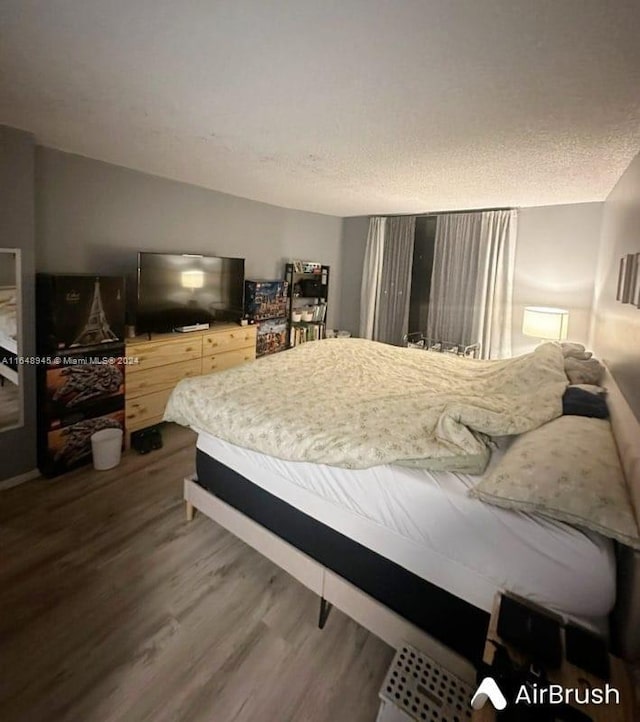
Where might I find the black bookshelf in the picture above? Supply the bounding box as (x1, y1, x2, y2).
(284, 262, 330, 348)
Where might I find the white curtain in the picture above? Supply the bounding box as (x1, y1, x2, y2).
(359, 217, 386, 340)
(359, 215, 416, 344)
(427, 209, 517, 359)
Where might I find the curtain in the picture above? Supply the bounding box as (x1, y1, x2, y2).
(427, 209, 517, 359)
(359, 215, 416, 345)
(359, 217, 386, 340)
(427, 213, 481, 349)
(375, 216, 416, 345)
(473, 210, 517, 359)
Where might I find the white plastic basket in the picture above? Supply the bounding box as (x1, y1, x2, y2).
(378, 644, 473, 722)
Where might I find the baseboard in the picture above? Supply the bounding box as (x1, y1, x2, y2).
(0, 468, 40, 490)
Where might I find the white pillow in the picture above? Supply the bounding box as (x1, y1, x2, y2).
(470, 416, 640, 549)
(564, 357, 605, 385)
(560, 342, 592, 360)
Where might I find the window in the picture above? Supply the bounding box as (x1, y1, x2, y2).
(408, 216, 436, 333)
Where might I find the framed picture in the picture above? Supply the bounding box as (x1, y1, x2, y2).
(617, 254, 635, 303)
(633, 253, 640, 308)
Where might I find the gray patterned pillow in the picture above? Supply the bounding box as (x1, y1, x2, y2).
(564, 356, 605, 385)
(469, 416, 640, 549)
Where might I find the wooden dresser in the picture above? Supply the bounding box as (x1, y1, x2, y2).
(124, 324, 257, 445)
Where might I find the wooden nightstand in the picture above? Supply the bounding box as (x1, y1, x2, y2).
(473, 593, 634, 721)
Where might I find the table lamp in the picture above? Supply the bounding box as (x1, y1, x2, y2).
(522, 306, 569, 342)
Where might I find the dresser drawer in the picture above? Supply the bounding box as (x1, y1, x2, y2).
(127, 336, 202, 373)
(125, 387, 173, 431)
(202, 326, 256, 355)
(202, 347, 256, 374)
(126, 358, 201, 399)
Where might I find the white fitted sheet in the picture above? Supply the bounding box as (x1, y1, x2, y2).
(196, 432, 616, 622)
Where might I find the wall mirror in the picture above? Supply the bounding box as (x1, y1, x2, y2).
(0, 249, 22, 431)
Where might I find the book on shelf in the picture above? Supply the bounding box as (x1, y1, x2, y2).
(289, 322, 325, 347)
(291, 260, 322, 274)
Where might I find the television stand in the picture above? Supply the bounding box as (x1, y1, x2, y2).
(124, 323, 257, 448)
(174, 323, 210, 333)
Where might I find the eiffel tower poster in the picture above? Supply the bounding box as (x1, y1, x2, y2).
(72, 278, 119, 347)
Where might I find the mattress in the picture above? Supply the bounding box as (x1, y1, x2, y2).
(196, 432, 616, 622)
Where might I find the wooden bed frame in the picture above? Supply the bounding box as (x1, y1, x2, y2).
(184, 365, 640, 667)
(183, 475, 477, 682)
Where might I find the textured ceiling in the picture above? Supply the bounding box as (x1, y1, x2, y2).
(1, 0, 640, 216)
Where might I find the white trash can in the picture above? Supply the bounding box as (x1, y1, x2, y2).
(91, 428, 123, 470)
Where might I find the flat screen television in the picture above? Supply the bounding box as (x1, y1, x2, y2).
(136, 252, 245, 333)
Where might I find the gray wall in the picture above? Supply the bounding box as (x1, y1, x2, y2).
(512, 203, 603, 356)
(35, 148, 343, 328)
(591, 149, 640, 420)
(0, 126, 37, 481)
(339, 216, 369, 335)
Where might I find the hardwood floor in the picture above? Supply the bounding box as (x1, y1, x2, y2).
(0, 424, 393, 722)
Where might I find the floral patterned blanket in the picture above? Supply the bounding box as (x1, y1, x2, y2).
(164, 338, 568, 472)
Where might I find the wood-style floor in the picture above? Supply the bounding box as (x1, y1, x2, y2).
(0, 424, 393, 722)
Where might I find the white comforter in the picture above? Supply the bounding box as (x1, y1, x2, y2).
(164, 339, 568, 472)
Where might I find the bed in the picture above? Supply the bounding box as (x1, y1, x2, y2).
(0, 287, 19, 385)
(167, 339, 640, 676)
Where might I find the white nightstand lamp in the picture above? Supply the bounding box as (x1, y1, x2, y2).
(522, 306, 569, 343)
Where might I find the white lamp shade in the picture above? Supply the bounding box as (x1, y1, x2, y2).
(522, 306, 569, 341)
(181, 270, 204, 289)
